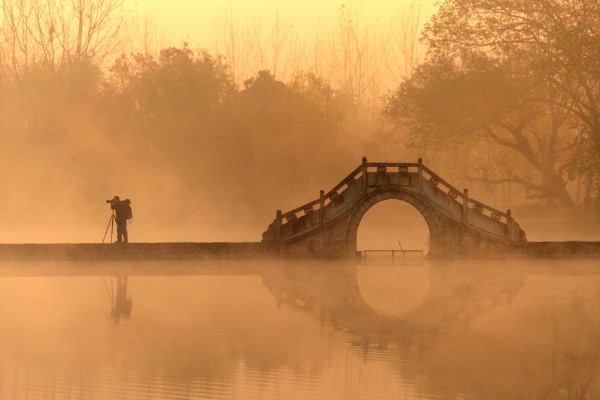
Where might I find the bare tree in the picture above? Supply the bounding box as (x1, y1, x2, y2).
(53, 0, 124, 65)
(383, 0, 424, 85)
(0, 0, 125, 78)
(250, 10, 305, 82)
(1, 0, 37, 76)
(124, 4, 166, 58)
(325, 1, 385, 113)
(310, 21, 328, 79)
(215, 2, 254, 87)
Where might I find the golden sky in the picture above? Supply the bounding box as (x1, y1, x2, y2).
(130, 0, 437, 49)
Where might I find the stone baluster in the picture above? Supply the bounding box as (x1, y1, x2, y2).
(462, 189, 469, 224)
(362, 156, 368, 194)
(320, 190, 325, 225)
(506, 209, 513, 240)
(276, 210, 282, 242)
(417, 157, 423, 193)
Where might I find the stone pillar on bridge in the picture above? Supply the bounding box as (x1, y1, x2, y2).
(462, 189, 469, 224)
(506, 209, 513, 239)
(320, 190, 325, 225)
(276, 210, 282, 243)
(417, 158, 423, 194)
(361, 156, 368, 194)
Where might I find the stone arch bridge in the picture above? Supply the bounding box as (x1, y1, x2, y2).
(262, 158, 526, 257)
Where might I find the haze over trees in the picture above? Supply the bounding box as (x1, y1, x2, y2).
(0, 0, 598, 242)
(386, 0, 600, 211)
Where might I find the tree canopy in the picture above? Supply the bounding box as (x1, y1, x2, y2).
(385, 0, 600, 207)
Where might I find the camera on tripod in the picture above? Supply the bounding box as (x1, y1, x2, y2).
(102, 195, 132, 244)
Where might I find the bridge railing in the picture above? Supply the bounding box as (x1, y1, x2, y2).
(365, 162, 420, 169)
(421, 165, 508, 222)
(276, 157, 512, 238)
(323, 165, 363, 203)
(281, 165, 363, 221)
(421, 165, 464, 201)
(281, 198, 321, 221)
(281, 161, 425, 222)
(466, 197, 508, 221)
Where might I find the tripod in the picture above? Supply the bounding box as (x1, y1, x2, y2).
(102, 210, 116, 244)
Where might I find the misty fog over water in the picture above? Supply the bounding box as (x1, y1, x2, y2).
(2, 0, 600, 246)
(0, 259, 598, 399)
(1, 0, 600, 398)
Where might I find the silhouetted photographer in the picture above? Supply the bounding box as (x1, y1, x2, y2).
(107, 196, 132, 243)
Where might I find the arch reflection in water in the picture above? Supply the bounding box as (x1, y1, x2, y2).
(0, 260, 598, 399)
(355, 265, 430, 316)
(261, 262, 526, 348)
(260, 260, 600, 399)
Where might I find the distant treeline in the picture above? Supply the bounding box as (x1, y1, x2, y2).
(1, 0, 599, 219)
(0, 45, 362, 213)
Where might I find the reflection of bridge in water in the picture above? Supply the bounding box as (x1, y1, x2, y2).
(5, 259, 596, 346)
(263, 157, 527, 257)
(260, 261, 600, 398)
(261, 263, 526, 347)
(1, 260, 599, 398)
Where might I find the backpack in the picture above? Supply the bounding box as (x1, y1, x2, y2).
(124, 200, 133, 220)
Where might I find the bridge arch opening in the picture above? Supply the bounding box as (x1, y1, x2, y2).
(356, 200, 430, 253)
(345, 188, 442, 258)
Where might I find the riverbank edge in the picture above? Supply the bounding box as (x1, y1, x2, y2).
(0, 241, 599, 261)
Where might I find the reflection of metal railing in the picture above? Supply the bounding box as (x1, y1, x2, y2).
(362, 250, 424, 266)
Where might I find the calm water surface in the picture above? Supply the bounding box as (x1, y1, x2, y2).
(0, 259, 598, 399)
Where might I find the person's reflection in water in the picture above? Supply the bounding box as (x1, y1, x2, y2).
(111, 275, 132, 322)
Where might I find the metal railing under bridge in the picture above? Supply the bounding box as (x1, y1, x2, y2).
(361, 250, 424, 266)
